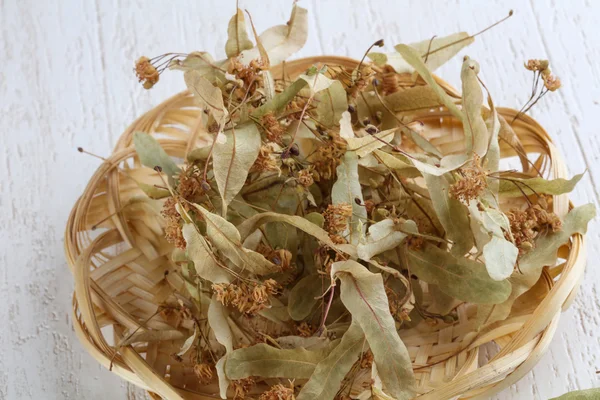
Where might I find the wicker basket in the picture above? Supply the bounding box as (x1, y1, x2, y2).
(65, 56, 586, 400)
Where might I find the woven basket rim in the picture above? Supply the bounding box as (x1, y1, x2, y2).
(65, 56, 587, 400)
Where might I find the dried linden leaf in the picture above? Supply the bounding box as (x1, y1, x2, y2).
(184, 70, 228, 125)
(288, 274, 322, 321)
(497, 173, 584, 197)
(208, 295, 234, 353)
(357, 219, 408, 261)
(297, 321, 365, 400)
(384, 86, 443, 112)
(339, 111, 354, 139)
(133, 132, 181, 178)
(177, 326, 198, 356)
(461, 56, 489, 156)
(332, 152, 367, 245)
(298, 70, 337, 94)
(252, 78, 307, 118)
(331, 260, 416, 400)
(315, 80, 348, 127)
(410, 153, 470, 176)
(182, 223, 232, 284)
(240, 4, 308, 66)
(550, 388, 600, 400)
(225, 343, 331, 380)
(395, 44, 462, 119)
(483, 236, 519, 281)
(407, 244, 512, 304)
(191, 204, 277, 275)
(479, 204, 595, 326)
(225, 8, 254, 58)
(347, 129, 397, 158)
(213, 123, 262, 211)
(216, 356, 229, 399)
(422, 173, 474, 256)
(236, 211, 357, 258)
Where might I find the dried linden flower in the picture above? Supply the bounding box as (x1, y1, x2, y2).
(135, 56, 159, 89)
(449, 156, 487, 203)
(259, 384, 295, 400)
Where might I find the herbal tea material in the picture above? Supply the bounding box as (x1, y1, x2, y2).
(122, 5, 595, 400)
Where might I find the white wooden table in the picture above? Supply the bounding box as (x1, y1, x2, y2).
(1, 0, 599, 398)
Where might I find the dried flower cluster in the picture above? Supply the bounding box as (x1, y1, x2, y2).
(507, 199, 562, 253)
(125, 5, 593, 400)
(212, 280, 281, 314)
(450, 156, 487, 203)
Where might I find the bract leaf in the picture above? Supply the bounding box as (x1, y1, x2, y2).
(191, 204, 277, 275)
(133, 132, 181, 178)
(225, 8, 254, 58)
(395, 44, 462, 119)
(498, 174, 584, 197)
(182, 224, 232, 284)
(239, 4, 308, 66)
(213, 123, 262, 211)
(461, 56, 489, 156)
(331, 260, 416, 399)
(332, 152, 367, 245)
(225, 343, 330, 380)
(479, 204, 595, 325)
(297, 321, 365, 400)
(407, 244, 512, 304)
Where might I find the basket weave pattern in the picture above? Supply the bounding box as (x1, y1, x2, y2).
(65, 57, 586, 400)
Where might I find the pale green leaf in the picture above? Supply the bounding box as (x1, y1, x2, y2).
(315, 80, 348, 127)
(483, 236, 519, 281)
(331, 260, 416, 400)
(225, 8, 254, 58)
(395, 32, 474, 72)
(394, 44, 462, 119)
(213, 123, 262, 211)
(133, 132, 180, 178)
(423, 173, 474, 255)
(258, 296, 291, 324)
(191, 204, 277, 275)
(184, 70, 228, 125)
(182, 224, 232, 284)
(136, 181, 170, 199)
(385, 85, 443, 112)
(551, 388, 600, 400)
(332, 152, 367, 245)
(288, 274, 322, 321)
(339, 111, 354, 139)
(240, 4, 308, 66)
(208, 296, 233, 353)
(479, 204, 595, 325)
(498, 174, 584, 197)
(483, 88, 501, 193)
(236, 211, 357, 258)
(169, 52, 227, 83)
(262, 70, 276, 100)
(252, 78, 307, 118)
(411, 154, 470, 176)
(225, 343, 329, 380)
(347, 129, 396, 158)
(216, 356, 229, 399)
(373, 150, 420, 178)
(297, 321, 365, 400)
(461, 56, 489, 156)
(298, 71, 336, 94)
(407, 244, 511, 304)
(357, 219, 408, 261)
(177, 326, 198, 356)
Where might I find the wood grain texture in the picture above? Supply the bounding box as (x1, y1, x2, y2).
(1, 0, 598, 398)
